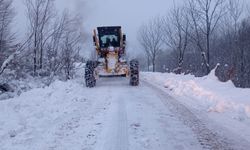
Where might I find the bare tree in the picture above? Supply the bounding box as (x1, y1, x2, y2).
(138, 17, 163, 72)
(226, 0, 244, 80)
(236, 18, 250, 87)
(247, 3, 250, 17)
(46, 13, 67, 76)
(0, 32, 34, 75)
(25, 0, 55, 75)
(228, 0, 244, 34)
(1, 0, 85, 83)
(162, 6, 190, 74)
(44, 11, 83, 81)
(0, 0, 15, 67)
(213, 0, 245, 82)
(187, 0, 226, 74)
(60, 12, 82, 80)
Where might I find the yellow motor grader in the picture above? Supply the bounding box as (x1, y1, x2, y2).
(85, 26, 139, 87)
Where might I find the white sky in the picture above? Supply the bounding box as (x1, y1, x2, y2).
(13, 0, 182, 56)
(13, 0, 250, 56)
(86, 0, 183, 55)
(57, 0, 183, 55)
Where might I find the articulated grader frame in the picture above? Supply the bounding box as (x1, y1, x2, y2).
(84, 26, 139, 87)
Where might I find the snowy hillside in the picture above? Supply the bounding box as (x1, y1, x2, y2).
(0, 78, 110, 150)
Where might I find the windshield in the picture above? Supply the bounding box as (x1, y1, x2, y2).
(100, 34, 119, 48)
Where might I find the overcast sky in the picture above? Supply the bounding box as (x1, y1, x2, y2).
(13, 0, 250, 56)
(13, 0, 183, 55)
(58, 0, 183, 55)
(55, 0, 182, 35)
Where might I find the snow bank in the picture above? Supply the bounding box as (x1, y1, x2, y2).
(0, 79, 108, 150)
(0, 74, 47, 100)
(142, 70, 250, 120)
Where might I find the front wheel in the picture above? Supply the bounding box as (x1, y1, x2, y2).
(129, 59, 139, 86)
(85, 61, 96, 88)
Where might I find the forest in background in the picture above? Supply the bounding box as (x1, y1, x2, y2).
(137, 0, 250, 88)
(1, 0, 250, 89)
(0, 0, 84, 83)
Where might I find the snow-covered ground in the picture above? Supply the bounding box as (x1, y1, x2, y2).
(0, 77, 204, 150)
(0, 78, 111, 150)
(0, 74, 47, 100)
(1, 69, 250, 150)
(142, 70, 250, 143)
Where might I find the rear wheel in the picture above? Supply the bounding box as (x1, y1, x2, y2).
(85, 61, 97, 88)
(130, 59, 139, 86)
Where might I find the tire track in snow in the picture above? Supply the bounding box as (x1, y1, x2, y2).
(98, 78, 201, 150)
(116, 99, 129, 150)
(143, 80, 249, 150)
(97, 78, 129, 150)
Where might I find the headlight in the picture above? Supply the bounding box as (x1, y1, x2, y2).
(119, 57, 127, 63)
(98, 58, 105, 63)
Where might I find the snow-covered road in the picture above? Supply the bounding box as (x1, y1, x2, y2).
(1, 77, 250, 150)
(95, 78, 201, 150)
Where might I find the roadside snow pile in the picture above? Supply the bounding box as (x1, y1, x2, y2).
(141, 70, 250, 121)
(0, 61, 85, 101)
(0, 75, 47, 101)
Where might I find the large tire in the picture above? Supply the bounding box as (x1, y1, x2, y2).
(85, 61, 96, 88)
(130, 59, 139, 86)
